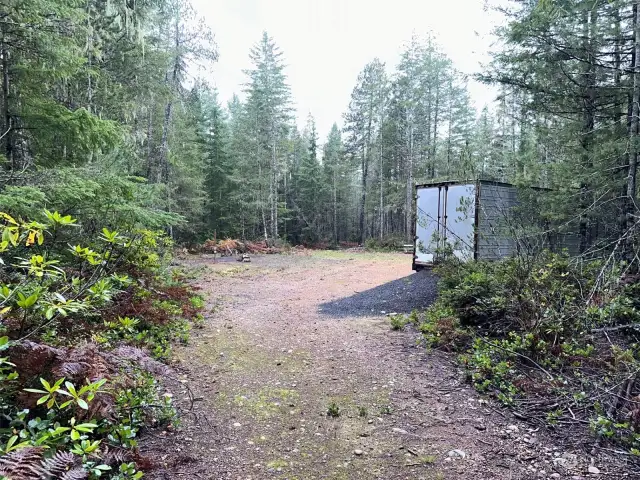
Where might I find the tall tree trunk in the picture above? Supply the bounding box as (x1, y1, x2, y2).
(627, 2, 640, 250)
(426, 82, 433, 177)
(446, 78, 453, 177)
(270, 141, 277, 239)
(405, 123, 414, 241)
(157, 13, 180, 184)
(579, 7, 597, 253)
(333, 167, 338, 244)
(86, 0, 93, 115)
(283, 158, 288, 241)
(431, 76, 440, 176)
(379, 128, 384, 239)
(1, 36, 12, 170)
(614, 4, 627, 239)
(258, 161, 268, 241)
(146, 104, 153, 178)
(159, 101, 172, 183)
(359, 144, 367, 244)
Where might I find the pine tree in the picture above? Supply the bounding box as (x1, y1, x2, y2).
(295, 115, 322, 243)
(323, 124, 344, 244)
(202, 88, 234, 237)
(243, 31, 292, 240)
(343, 59, 388, 244)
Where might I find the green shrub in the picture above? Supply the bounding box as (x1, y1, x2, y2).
(0, 210, 200, 478)
(419, 301, 470, 351)
(364, 235, 405, 251)
(421, 250, 640, 453)
(389, 315, 409, 331)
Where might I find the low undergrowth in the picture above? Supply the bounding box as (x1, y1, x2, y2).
(364, 235, 405, 252)
(0, 211, 204, 478)
(415, 252, 640, 457)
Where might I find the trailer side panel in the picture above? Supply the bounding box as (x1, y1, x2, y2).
(477, 183, 519, 260)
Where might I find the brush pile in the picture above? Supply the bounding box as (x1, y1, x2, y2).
(201, 239, 283, 256)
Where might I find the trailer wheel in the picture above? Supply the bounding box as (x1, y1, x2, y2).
(412, 263, 424, 272)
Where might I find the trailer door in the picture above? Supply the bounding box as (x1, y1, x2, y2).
(415, 186, 442, 265)
(443, 184, 476, 260)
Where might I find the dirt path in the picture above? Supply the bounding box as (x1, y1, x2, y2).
(145, 252, 619, 480)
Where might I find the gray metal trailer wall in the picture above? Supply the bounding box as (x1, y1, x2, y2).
(477, 182, 585, 259)
(413, 180, 585, 269)
(476, 183, 520, 260)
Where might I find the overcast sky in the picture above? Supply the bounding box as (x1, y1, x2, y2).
(190, 0, 504, 140)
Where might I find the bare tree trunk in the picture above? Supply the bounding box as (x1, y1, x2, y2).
(446, 78, 453, 177)
(359, 144, 368, 244)
(579, 7, 597, 253)
(613, 4, 628, 239)
(379, 124, 384, 239)
(257, 144, 268, 241)
(405, 123, 414, 241)
(283, 158, 288, 241)
(159, 101, 172, 183)
(431, 76, 440, 177)
(86, 0, 93, 115)
(157, 13, 180, 184)
(627, 2, 640, 237)
(426, 82, 433, 177)
(333, 167, 338, 244)
(1, 36, 12, 169)
(271, 141, 278, 239)
(146, 104, 153, 178)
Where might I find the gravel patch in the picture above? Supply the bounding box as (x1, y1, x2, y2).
(318, 270, 438, 317)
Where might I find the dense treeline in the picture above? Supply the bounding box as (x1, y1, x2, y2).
(203, 0, 640, 254)
(411, 0, 640, 460)
(204, 33, 486, 245)
(481, 0, 640, 257)
(0, 1, 214, 474)
(1, 0, 639, 256)
(0, 0, 216, 242)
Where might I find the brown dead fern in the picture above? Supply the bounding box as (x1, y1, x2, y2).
(0, 447, 90, 480)
(0, 447, 46, 479)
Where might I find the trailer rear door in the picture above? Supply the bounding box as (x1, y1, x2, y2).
(414, 183, 476, 266)
(415, 186, 441, 265)
(444, 184, 476, 260)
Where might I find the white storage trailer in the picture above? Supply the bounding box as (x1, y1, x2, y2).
(412, 181, 522, 270)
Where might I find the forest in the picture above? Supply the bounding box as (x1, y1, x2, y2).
(1, 0, 637, 252)
(1, 0, 640, 478)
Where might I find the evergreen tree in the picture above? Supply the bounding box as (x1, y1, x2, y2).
(323, 123, 347, 244)
(343, 59, 388, 244)
(243, 31, 292, 240)
(295, 115, 322, 243)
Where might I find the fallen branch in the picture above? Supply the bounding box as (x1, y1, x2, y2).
(592, 323, 640, 333)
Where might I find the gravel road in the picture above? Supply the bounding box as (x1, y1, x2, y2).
(144, 251, 621, 480)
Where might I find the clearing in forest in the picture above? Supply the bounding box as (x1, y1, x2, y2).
(144, 252, 624, 480)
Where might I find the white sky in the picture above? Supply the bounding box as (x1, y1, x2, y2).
(190, 0, 504, 141)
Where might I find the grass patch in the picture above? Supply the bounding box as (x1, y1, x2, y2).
(234, 387, 299, 419)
